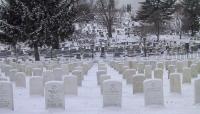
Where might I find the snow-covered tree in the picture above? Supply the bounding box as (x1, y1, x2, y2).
(0, 0, 91, 61)
(174, 3, 184, 39)
(136, 0, 176, 41)
(181, 0, 200, 36)
(96, 0, 116, 38)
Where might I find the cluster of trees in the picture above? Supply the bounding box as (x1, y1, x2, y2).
(0, 0, 92, 61)
(136, 0, 200, 40)
(1, 0, 199, 60)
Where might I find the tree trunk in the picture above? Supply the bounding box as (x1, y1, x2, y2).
(54, 38, 60, 49)
(34, 43, 40, 61)
(12, 43, 18, 60)
(156, 22, 160, 41)
(154, 21, 160, 41)
(143, 38, 147, 57)
(191, 27, 195, 37)
(50, 48, 53, 59)
(107, 22, 112, 38)
(179, 31, 182, 39)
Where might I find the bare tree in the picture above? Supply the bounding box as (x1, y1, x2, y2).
(174, 3, 184, 39)
(96, 0, 116, 39)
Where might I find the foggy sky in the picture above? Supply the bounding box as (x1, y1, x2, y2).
(116, 0, 145, 10)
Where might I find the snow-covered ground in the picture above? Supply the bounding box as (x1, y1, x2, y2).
(0, 59, 200, 114)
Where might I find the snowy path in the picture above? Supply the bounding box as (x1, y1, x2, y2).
(0, 63, 200, 114)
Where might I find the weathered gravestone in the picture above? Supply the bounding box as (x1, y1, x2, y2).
(145, 65, 152, 79)
(170, 73, 182, 94)
(25, 65, 32, 76)
(122, 66, 129, 78)
(53, 68, 64, 81)
(8, 69, 18, 82)
(191, 64, 198, 78)
(4, 65, 13, 77)
(168, 65, 175, 78)
(138, 63, 145, 74)
(0, 81, 14, 110)
(61, 64, 69, 75)
(32, 68, 43, 76)
(176, 61, 184, 73)
(45, 81, 65, 109)
(43, 70, 54, 84)
(157, 62, 164, 69)
(15, 72, 26, 88)
(64, 75, 78, 95)
(98, 66, 107, 72)
(182, 67, 191, 84)
(72, 70, 83, 86)
(29, 76, 44, 96)
(194, 78, 200, 104)
(129, 61, 138, 69)
(143, 79, 164, 106)
(96, 70, 107, 85)
(154, 68, 163, 80)
(99, 75, 111, 94)
(103, 80, 122, 107)
(133, 74, 145, 94)
(124, 69, 136, 84)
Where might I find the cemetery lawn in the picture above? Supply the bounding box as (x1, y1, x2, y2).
(0, 63, 200, 114)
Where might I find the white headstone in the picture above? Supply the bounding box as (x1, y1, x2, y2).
(72, 70, 83, 86)
(168, 65, 175, 78)
(15, 72, 26, 88)
(145, 65, 152, 79)
(170, 73, 182, 94)
(138, 63, 145, 74)
(98, 66, 107, 71)
(125, 69, 137, 84)
(4, 65, 13, 76)
(191, 64, 198, 78)
(0, 81, 14, 110)
(157, 62, 164, 69)
(96, 70, 107, 85)
(143, 79, 164, 106)
(45, 81, 65, 109)
(194, 78, 200, 104)
(176, 61, 184, 73)
(29, 76, 44, 96)
(122, 66, 129, 78)
(32, 68, 43, 76)
(129, 61, 138, 69)
(61, 64, 69, 75)
(182, 67, 191, 83)
(99, 75, 111, 94)
(64, 75, 78, 95)
(132, 74, 145, 94)
(8, 69, 18, 82)
(154, 68, 163, 80)
(53, 68, 64, 81)
(25, 65, 32, 76)
(103, 80, 122, 107)
(43, 70, 54, 84)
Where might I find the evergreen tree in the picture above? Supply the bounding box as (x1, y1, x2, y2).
(136, 0, 176, 41)
(0, 0, 81, 61)
(181, 0, 200, 36)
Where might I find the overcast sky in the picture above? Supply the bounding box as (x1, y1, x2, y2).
(116, 0, 145, 11)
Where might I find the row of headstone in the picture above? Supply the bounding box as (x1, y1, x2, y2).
(108, 59, 200, 106)
(0, 60, 94, 110)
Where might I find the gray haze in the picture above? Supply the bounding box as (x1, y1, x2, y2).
(116, 0, 145, 10)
